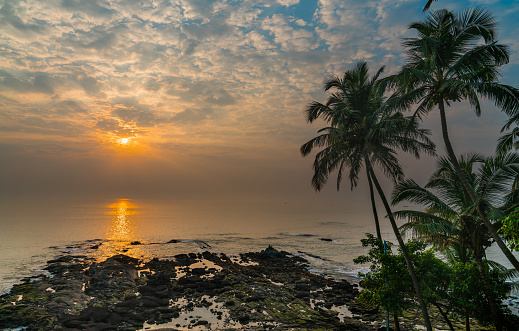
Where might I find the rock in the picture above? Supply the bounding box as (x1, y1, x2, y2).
(191, 268, 207, 275)
(0, 246, 380, 330)
(320, 238, 333, 242)
(107, 312, 123, 325)
(77, 306, 111, 323)
(295, 283, 310, 291)
(130, 241, 142, 245)
(295, 291, 311, 298)
(238, 314, 250, 323)
(260, 245, 283, 259)
(167, 239, 180, 243)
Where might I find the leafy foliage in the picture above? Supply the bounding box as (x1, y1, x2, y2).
(354, 234, 516, 326)
(499, 207, 519, 252)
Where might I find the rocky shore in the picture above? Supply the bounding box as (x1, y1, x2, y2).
(1, 242, 494, 331)
(0, 244, 387, 330)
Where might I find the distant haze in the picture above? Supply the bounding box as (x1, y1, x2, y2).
(1, 0, 518, 214)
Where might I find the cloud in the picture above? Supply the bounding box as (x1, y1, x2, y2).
(0, 0, 517, 201)
(278, 0, 300, 7)
(111, 105, 159, 127)
(171, 107, 215, 123)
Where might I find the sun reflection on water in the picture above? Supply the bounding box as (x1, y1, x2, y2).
(85, 198, 146, 261)
(107, 199, 138, 241)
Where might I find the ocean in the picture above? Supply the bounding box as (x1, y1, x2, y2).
(0, 197, 515, 295)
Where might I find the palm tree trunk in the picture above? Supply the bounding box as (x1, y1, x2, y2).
(394, 313, 401, 331)
(438, 100, 519, 273)
(366, 162, 433, 331)
(465, 313, 470, 331)
(366, 163, 382, 241)
(474, 253, 503, 331)
(434, 303, 454, 331)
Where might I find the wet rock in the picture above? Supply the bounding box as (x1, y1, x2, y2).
(0, 246, 376, 330)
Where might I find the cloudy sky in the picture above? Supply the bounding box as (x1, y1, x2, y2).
(1, 0, 518, 209)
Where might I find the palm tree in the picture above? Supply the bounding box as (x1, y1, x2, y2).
(422, 0, 438, 12)
(392, 153, 519, 330)
(301, 61, 436, 330)
(383, 8, 519, 280)
(301, 61, 388, 241)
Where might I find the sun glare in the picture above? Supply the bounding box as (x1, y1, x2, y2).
(121, 138, 129, 144)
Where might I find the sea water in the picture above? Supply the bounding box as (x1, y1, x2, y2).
(0, 197, 516, 296)
(0, 197, 391, 294)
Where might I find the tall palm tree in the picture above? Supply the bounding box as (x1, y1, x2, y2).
(302, 61, 388, 241)
(392, 153, 519, 329)
(301, 61, 436, 330)
(383, 8, 519, 279)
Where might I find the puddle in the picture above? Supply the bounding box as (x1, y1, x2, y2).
(330, 304, 353, 322)
(142, 296, 238, 330)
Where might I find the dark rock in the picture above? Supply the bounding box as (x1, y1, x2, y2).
(154, 290, 170, 299)
(139, 296, 161, 308)
(320, 238, 333, 242)
(130, 241, 142, 245)
(124, 294, 137, 301)
(295, 283, 310, 291)
(295, 291, 311, 298)
(225, 300, 235, 306)
(178, 276, 202, 284)
(62, 319, 82, 328)
(245, 295, 260, 302)
(220, 280, 231, 286)
(111, 254, 140, 266)
(77, 306, 111, 323)
(191, 268, 207, 275)
(260, 245, 283, 259)
(107, 312, 123, 325)
(167, 239, 180, 243)
(333, 299, 347, 306)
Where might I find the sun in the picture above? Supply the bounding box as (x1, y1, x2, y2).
(120, 138, 129, 144)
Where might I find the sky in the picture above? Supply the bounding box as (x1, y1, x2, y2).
(1, 0, 519, 211)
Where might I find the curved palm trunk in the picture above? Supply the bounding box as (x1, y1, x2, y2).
(434, 303, 455, 331)
(474, 253, 503, 331)
(366, 163, 382, 241)
(438, 101, 519, 273)
(366, 162, 433, 331)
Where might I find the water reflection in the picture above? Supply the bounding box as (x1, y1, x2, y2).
(86, 199, 144, 261)
(107, 199, 138, 241)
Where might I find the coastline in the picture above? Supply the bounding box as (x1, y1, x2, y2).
(0, 240, 498, 330)
(1, 244, 375, 330)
